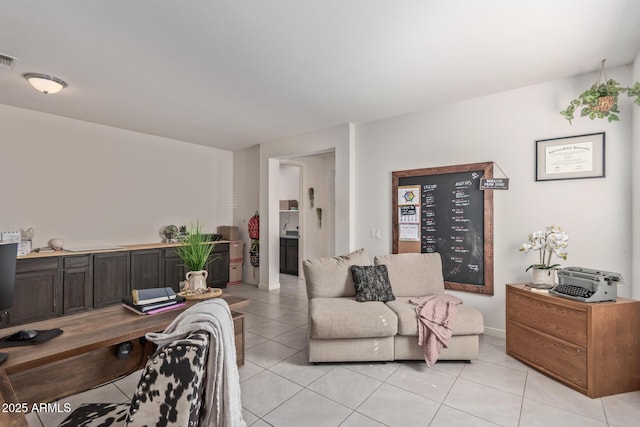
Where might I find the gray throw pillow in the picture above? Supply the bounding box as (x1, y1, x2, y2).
(351, 265, 395, 302)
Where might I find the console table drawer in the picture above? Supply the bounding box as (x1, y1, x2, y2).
(63, 255, 90, 269)
(508, 290, 587, 347)
(508, 321, 586, 389)
(16, 257, 59, 273)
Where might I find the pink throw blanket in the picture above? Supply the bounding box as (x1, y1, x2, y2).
(410, 294, 462, 366)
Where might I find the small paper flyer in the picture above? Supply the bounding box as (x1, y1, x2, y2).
(398, 186, 420, 206)
(399, 224, 420, 241)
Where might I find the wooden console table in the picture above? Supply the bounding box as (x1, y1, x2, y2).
(506, 283, 640, 398)
(0, 295, 247, 426)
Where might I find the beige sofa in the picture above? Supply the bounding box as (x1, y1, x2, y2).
(303, 249, 484, 363)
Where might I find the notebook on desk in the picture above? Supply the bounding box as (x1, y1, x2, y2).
(121, 296, 186, 315)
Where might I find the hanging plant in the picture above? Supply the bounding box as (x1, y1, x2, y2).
(316, 207, 323, 228)
(308, 187, 315, 208)
(560, 59, 640, 124)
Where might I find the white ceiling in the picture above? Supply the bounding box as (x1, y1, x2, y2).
(1, 1, 639, 152)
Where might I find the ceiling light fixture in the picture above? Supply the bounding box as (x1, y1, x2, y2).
(23, 73, 68, 94)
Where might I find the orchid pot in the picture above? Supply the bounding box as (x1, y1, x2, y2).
(520, 225, 569, 286)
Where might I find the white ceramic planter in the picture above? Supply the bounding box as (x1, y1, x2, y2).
(532, 268, 556, 286)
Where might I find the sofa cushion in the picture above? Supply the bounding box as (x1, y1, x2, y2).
(374, 253, 445, 297)
(309, 297, 398, 339)
(303, 249, 370, 298)
(385, 297, 484, 336)
(351, 265, 395, 302)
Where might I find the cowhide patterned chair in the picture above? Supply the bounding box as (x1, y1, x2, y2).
(58, 330, 209, 427)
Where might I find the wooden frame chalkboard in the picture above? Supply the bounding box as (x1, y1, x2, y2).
(392, 162, 494, 295)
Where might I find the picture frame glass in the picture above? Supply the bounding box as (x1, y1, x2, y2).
(535, 132, 605, 181)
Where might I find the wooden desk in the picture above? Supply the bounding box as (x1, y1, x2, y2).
(0, 369, 25, 427)
(506, 284, 640, 398)
(0, 295, 247, 426)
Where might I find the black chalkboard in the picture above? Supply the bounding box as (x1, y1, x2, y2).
(392, 162, 494, 295)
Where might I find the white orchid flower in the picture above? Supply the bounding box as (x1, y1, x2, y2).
(520, 225, 568, 271)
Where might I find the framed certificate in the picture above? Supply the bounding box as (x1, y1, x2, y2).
(535, 132, 605, 181)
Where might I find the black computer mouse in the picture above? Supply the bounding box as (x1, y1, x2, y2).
(7, 329, 38, 341)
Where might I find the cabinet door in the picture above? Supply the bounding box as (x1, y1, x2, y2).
(11, 269, 60, 324)
(207, 243, 229, 288)
(93, 252, 130, 308)
(131, 249, 163, 291)
(163, 248, 185, 292)
(63, 268, 92, 314)
(280, 239, 286, 273)
(10, 258, 61, 325)
(286, 239, 299, 275)
(62, 256, 92, 315)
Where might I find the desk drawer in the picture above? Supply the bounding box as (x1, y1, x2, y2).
(508, 321, 586, 389)
(508, 290, 587, 347)
(16, 257, 59, 273)
(63, 255, 90, 269)
(163, 248, 179, 258)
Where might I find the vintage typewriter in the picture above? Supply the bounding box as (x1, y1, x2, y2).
(549, 267, 622, 302)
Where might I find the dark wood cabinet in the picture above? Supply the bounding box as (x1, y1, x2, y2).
(163, 248, 185, 292)
(131, 249, 163, 290)
(11, 258, 61, 324)
(207, 243, 229, 288)
(279, 238, 298, 275)
(93, 252, 130, 308)
(280, 239, 286, 273)
(62, 255, 92, 315)
(5, 242, 234, 329)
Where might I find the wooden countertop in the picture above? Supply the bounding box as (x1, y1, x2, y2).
(18, 240, 234, 259)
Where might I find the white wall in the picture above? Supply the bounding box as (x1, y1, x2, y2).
(632, 53, 640, 300)
(258, 124, 353, 289)
(279, 164, 301, 234)
(232, 145, 260, 284)
(0, 105, 233, 249)
(296, 152, 336, 260)
(354, 66, 634, 335)
(233, 149, 337, 284)
(279, 164, 300, 200)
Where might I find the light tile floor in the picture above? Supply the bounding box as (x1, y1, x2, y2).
(28, 274, 640, 427)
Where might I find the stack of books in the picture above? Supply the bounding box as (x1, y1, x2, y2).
(122, 287, 185, 315)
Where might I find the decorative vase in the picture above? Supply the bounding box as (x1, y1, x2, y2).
(49, 238, 64, 251)
(532, 268, 556, 287)
(185, 270, 208, 292)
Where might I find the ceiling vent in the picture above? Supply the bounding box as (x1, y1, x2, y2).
(0, 53, 18, 70)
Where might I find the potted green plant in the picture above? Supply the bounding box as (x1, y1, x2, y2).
(519, 225, 569, 286)
(561, 60, 640, 124)
(175, 220, 216, 292)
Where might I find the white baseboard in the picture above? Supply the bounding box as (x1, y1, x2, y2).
(483, 327, 506, 339)
(258, 282, 280, 291)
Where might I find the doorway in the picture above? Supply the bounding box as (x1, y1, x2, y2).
(279, 163, 301, 277)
